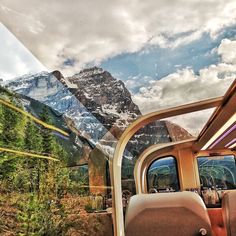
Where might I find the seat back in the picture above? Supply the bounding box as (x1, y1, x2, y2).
(125, 191, 212, 236)
(222, 190, 236, 236)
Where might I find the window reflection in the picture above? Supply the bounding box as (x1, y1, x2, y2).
(198, 155, 236, 190)
(147, 156, 180, 193)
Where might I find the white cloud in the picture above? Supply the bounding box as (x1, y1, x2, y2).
(132, 39, 236, 134)
(0, 0, 236, 74)
(0, 23, 45, 80)
(163, 109, 215, 137)
(133, 68, 234, 112)
(218, 39, 236, 64)
(125, 75, 155, 92)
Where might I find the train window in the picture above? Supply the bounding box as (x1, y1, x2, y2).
(198, 155, 236, 190)
(147, 156, 180, 193)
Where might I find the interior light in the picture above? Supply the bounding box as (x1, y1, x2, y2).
(225, 138, 236, 148)
(229, 142, 236, 149)
(209, 123, 236, 149)
(201, 113, 236, 150)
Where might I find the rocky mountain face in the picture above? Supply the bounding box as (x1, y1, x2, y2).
(5, 68, 142, 153)
(53, 67, 141, 137)
(56, 67, 192, 152)
(4, 67, 192, 160)
(2, 67, 193, 194)
(5, 70, 108, 145)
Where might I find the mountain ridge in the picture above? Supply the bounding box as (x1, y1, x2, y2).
(3, 67, 193, 160)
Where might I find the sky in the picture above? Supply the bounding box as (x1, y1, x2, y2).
(0, 0, 236, 130)
(0, 23, 46, 80)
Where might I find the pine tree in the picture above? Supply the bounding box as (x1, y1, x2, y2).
(24, 120, 43, 194)
(0, 103, 26, 191)
(40, 106, 54, 155)
(1, 105, 25, 148)
(25, 121, 43, 152)
(0, 94, 70, 234)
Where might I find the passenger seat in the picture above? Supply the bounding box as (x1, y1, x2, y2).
(222, 190, 236, 236)
(125, 191, 212, 236)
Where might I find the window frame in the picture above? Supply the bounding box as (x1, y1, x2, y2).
(146, 155, 180, 192)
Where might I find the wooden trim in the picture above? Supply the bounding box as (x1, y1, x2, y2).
(194, 80, 236, 151)
(134, 139, 196, 194)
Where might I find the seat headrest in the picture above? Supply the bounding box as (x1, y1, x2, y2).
(125, 191, 212, 236)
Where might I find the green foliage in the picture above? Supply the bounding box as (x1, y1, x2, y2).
(0, 89, 97, 235)
(0, 98, 27, 189)
(0, 93, 70, 234)
(40, 106, 54, 155)
(68, 167, 89, 195)
(1, 102, 26, 149)
(25, 121, 43, 152)
(17, 194, 65, 235)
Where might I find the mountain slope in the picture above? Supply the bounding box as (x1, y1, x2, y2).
(4, 68, 192, 160)
(0, 85, 89, 166)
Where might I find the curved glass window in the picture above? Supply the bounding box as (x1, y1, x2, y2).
(198, 155, 236, 190)
(0, 1, 235, 234)
(147, 156, 180, 193)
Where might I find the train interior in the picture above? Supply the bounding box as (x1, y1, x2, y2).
(114, 79, 236, 236)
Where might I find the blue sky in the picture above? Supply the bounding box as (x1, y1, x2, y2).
(101, 24, 236, 93)
(0, 0, 236, 117)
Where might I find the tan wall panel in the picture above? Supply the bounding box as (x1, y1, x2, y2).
(178, 149, 198, 190)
